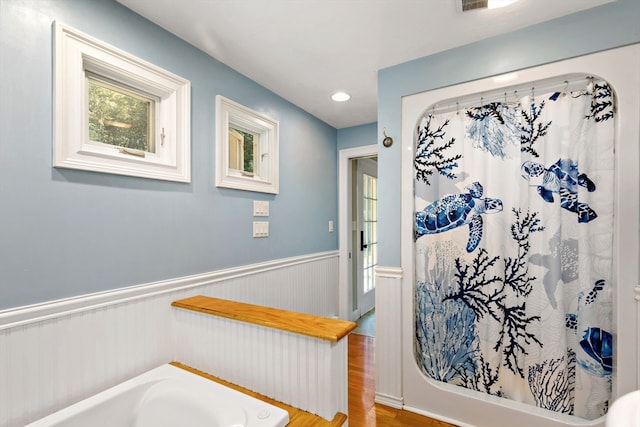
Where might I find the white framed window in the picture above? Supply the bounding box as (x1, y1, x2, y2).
(215, 95, 279, 194)
(53, 22, 191, 182)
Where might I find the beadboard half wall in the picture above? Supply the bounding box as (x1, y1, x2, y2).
(0, 250, 338, 427)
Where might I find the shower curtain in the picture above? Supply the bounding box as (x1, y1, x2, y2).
(413, 79, 614, 420)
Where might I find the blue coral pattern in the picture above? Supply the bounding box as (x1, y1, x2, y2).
(414, 80, 614, 421)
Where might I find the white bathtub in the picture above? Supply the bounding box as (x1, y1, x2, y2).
(25, 364, 290, 427)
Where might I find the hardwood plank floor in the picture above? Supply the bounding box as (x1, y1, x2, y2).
(349, 333, 458, 427)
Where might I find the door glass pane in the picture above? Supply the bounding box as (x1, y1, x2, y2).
(362, 173, 378, 294)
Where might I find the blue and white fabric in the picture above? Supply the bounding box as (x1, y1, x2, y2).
(413, 80, 615, 420)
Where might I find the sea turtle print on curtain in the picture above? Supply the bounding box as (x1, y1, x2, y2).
(521, 158, 598, 223)
(413, 79, 615, 421)
(415, 181, 504, 252)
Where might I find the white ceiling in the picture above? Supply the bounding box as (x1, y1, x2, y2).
(117, 0, 614, 129)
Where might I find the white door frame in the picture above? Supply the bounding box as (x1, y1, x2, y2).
(356, 157, 378, 317)
(338, 144, 378, 320)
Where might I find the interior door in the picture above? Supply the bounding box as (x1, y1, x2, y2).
(356, 158, 378, 317)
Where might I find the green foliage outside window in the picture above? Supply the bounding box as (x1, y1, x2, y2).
(88, 79, 154, 152)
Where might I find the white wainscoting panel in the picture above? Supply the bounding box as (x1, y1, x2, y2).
(0, 251, 338, 427)
(0, 297, 174, 427)
(197, 253, 339, 317)
(636, 285, 640, 387)
(374, 266, 404, 408)
(172, 308, 348, 421)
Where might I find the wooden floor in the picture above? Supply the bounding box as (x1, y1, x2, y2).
(176, 331, 457, 426)
(348, 333, 457, 427)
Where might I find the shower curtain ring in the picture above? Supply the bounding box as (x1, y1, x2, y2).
(587, 75, 595, 93)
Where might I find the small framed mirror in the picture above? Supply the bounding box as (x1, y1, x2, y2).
(215, 95, 279, 194)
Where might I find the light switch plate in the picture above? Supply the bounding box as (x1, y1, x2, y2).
(253, 200, 269, 217)
(253, 221, 269, 237)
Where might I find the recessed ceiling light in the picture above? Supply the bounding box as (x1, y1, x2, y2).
(487, 0, 520, 9)
(331, 92, 351, 102)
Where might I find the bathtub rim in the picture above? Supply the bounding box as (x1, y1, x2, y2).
(24, 363, 290, 427)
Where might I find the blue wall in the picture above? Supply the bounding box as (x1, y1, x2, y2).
(377, 0, 640, 266)
(0, 0, 338, 309)
(3, 0, 638, 310)
(337, 122, 377, 151)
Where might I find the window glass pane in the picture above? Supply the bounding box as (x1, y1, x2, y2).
(372, 176, 378, 198)
(363, 198, 370, 222)
(370, 242, 377, 264)
(361, 169, 378, 293)
(88, 77, 154, 153)
(372, 199, 378, 221)
(228, 128, 244, 170)
(229, 127, 259, 176)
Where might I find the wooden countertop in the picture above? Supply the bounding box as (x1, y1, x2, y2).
(172, 295, 356, 342)
(172, 362, 347, 427)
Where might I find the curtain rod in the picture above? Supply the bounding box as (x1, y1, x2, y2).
(425, 74, 600, 117)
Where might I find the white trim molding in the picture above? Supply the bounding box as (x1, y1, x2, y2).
(338, 144, 378, 320)
(636, 284, 640, 387)
(374, 267, 403, 406)
(215, 95, 279, 194)
(374, 266, 403, 279)
(0, 250, 338, 330)
(53, 22, 191, 182)
(401, 405, 476, 427)
(375, 392, 404, 409)
(400, 44, 640, 427)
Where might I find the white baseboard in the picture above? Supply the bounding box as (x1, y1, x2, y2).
(402, 404, 476, 427)
(374, 392, 404, 409)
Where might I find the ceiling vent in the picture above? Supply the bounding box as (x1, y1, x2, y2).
(461, 0, 488, 11)
(459, 0, 520, 12)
